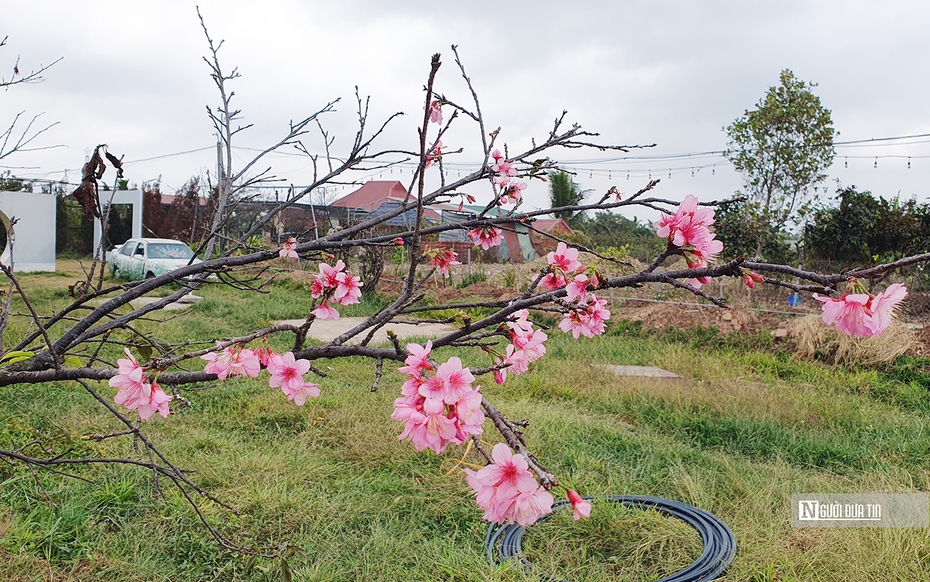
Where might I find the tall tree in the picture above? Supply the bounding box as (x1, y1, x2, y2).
(548, 170, 589, 226)
(725, 69, 835, 259)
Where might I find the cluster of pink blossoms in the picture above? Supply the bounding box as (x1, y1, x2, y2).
(109, 348, 172, 420)
(391, 341, 485, 454)
(490, 150, 527, 204)
(494, 309, 547, 384)
(540, 242, 583, 291)
(427, 248, 461, 278)
(309, 260, 363, 320)
(538, 242, 611, 339)
(814, 281, 908, 337)
(465, 443, 553, 526)
(654, 194, 724, 288)
(202, 344, 320, 405)
(559, 291, 611, 339)
(466, 226, 504, 250)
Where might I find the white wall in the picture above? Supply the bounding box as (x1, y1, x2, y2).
(0, 191, 56, 272)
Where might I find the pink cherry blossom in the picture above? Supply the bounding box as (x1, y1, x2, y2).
(500, 180, 526, 204)
(282, 381, 320, 406)
(426, 100, 442, 124)
(467, 226, 504, 250)
(814, 282, 909, 337)
(491, 150, 517, 178)
(451, 387, 485, 442)
(539, 272, 567, 291)
(201, 346, 235, 380)
(394, 395, 459, 454)
(547, 242, 582, 274)
(136, 381, 172, 420)
(565, 274, 591, 303)
(312, 301, 340, 320)
(109, 348, 145, 399)
(814, 293, 874, 337)
(399, 341, 434, 377)
(317, 260, 346, 290)
(424, 140, 446, 169)
(393, 353, 484, 454)
(868, 283, 907, 335)
(398, 341, 434, 378)
(655, 195, 724, 287)
(278, 237, 298, 259)
(201, 345, 260, 380)
(506, 309, 534, 335)
(229, 348, 261, 378)
(566, 488, 592, 520)
(334, 271, 363, 306)
(267, 352, 312, 395)
(511, 487, 555, 527)
(559, 294, 610, 339)
(465, 443, 550, 525)
(502, 344, 529, 376)
(254, 346, 279, 367)
(512, 329, 547, 364)
(493, 358, 508, 385)
(741, 270, 764, 289)
(310, 278, 326, 298)
(418, 356, 474, 404)
(110, 349, 171, 420)
(429, 248, 461, 278)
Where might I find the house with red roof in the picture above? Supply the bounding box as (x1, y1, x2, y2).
(330, 180, 442, 225)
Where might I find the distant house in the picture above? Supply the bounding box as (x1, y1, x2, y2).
(330, 181, 441, 226)
(527, 218, 574, 257)
(330, 182, 576, 263)
(455, 207, 575, 264)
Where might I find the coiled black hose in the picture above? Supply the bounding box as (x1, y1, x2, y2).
(485, 495, 736, 582)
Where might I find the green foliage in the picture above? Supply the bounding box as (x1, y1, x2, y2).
(714, 199, 795, 263)
(574, 211, 665, 262)
(725, 69, 835, 256)
(548, 170, 589, 227)
(455, 268, 487, 288)
(55, 195, 94, 256)
(803, 184, 930, 268)
(0, 171, 28, 192)
(3, 268, 930, 580)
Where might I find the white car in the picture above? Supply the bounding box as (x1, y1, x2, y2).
(107, 238, 201, 280)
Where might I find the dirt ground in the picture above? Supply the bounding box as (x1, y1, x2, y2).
(374, 258, 930, 347)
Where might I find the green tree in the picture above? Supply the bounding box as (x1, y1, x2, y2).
(725, 69, 835, 259)
(575, 211, 665, 262)
(802, 185, 930, 268)
(548, 170, 589, 227)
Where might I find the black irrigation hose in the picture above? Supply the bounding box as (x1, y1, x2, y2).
(485, 495, 737, 582)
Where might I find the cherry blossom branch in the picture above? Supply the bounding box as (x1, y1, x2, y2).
(481, 397, 557, 489)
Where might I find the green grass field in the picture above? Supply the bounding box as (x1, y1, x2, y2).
(1, 261, 929, 581)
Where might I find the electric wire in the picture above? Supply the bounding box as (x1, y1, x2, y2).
(485, 495, 736, 582)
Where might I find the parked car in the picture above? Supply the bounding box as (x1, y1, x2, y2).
(107, 238, 201, 280)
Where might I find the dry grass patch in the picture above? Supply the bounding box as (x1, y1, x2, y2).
(791, 314, 917, 366)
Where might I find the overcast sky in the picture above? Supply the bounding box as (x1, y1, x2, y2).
(3, 1, 930, 222)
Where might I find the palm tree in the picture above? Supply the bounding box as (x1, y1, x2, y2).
(548, 171, 589, 226)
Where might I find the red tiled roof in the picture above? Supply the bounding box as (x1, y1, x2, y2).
(533, 218, 574, 235)
(331, 181, 408, 210)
